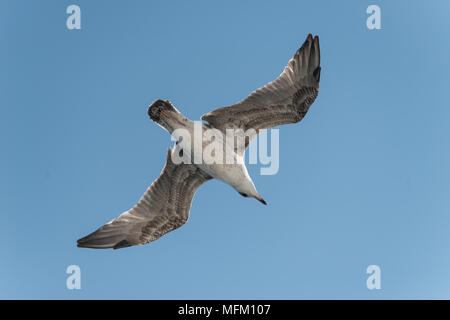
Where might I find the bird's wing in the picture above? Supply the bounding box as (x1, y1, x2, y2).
(77, 147, 212, 249)
(201, 34, 320, 153)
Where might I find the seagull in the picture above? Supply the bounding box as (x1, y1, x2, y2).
(77, 34, 321, 249)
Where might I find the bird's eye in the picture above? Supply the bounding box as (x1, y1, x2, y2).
(239, 192, 248, 198)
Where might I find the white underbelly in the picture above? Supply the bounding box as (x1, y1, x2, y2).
(174, 122, 247, 187)
(197, 162, 245, 185)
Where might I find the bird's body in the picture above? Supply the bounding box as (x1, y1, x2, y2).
(153, 109, 259, 199)
(77, 34, 321, 249)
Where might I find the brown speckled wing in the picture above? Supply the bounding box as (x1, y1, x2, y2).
(77, 148, 212, 249)
(201, 34, 320, 151)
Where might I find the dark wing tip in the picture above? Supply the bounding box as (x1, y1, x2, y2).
(76, 236, 106, 249)
(313, 66, 321, 82)
(76, 238, 103, 249)
(299, 33, 321, 84)
(77, 237, 129, 250)
(313, 35, 320, 66)
(76, 228, 130, 250)
(76, 235, 91, 247)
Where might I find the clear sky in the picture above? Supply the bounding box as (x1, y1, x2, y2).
(1, 0, 449, 299)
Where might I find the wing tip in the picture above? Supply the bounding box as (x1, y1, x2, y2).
(76, 237, 108, 249)
(313, 66, 321, 82)
(298, 33, 321, 84)
(76, 239, 106, 249)
(76, 239, 132, 250)
(76, 231, 132, 250)
(305, 33, 319, 45)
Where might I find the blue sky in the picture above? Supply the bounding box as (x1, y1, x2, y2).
(1, 0, 449, 299)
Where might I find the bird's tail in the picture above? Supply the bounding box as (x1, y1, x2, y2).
(147, 99, 185, 133)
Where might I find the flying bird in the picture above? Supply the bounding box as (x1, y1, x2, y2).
(77, 34, 321, 249)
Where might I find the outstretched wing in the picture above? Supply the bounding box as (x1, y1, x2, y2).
(77, 147, 212, 249)
(201, 34, 320, 152)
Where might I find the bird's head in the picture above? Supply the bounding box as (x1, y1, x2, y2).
(236, 180, 267, 205)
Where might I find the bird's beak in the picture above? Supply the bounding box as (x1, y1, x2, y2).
(256, 195, 267, 205)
